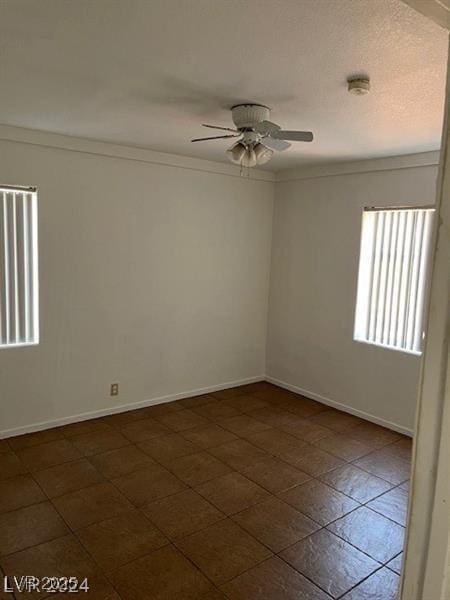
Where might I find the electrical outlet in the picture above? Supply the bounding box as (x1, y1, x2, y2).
(110, 383, 119, 396)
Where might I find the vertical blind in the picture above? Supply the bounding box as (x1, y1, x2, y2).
(354, 207, 434, 354)
(0, 186, 39, 347)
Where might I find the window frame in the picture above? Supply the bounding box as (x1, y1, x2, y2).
(353, 205, 435, 356)
(0, 184, 39, 349)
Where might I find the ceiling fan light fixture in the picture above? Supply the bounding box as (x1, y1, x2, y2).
(254, 143, 273, 165)
(196, 104, 313, 171)
(241, 147, 257, 168)
(226, 142, 246, 164)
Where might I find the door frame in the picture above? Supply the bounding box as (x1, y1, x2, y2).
(399, 4, 450, 597)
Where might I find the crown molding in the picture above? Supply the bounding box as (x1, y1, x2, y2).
(401, 0, 450, 30)
(0, 124, 276, 183)
(276, 151, 441, 183)
(0, 124, 439, 184)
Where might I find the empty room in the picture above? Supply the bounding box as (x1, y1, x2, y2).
(1, 1, 449, 599)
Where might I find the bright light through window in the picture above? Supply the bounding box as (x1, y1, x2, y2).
(0, 185, 39, 348)
(354, 207, 434, 354)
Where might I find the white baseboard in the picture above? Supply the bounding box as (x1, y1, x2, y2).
(0, 375, 265, 439)
(265, 376, 414, 437)
(1, 373, 413, 439)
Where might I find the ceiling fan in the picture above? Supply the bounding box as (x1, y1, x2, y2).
(191, 103, 313, 168)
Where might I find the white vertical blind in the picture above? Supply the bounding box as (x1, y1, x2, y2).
(354, 207, 434, 354)
(0, 187, 39, 347)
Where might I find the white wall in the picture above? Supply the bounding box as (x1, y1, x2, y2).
(267, 160, 438, 433)
(0, 135, 274, 435)
(0, 127, 439, 437)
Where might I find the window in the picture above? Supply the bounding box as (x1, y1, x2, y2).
(0, 185, 39, 348)
(354, 206, 434, 354)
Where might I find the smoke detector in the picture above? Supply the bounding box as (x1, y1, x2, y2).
(348, 77, 370, 95)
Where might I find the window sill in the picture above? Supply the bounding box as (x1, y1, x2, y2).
(0, 341, 39, 350)
(353, 338, 422, 356)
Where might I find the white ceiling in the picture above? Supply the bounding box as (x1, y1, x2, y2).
(0, 0, 447, 171)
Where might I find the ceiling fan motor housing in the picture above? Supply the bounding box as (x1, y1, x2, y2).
(231, 104, 270, 129)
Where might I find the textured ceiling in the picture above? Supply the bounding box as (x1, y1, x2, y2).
(0, 0, 447, 171)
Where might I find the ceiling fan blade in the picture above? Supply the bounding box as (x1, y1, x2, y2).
(272, 130, 314, 142)
(254, 120, 281, 135)
(263, 137, 291, 151)
(191, 134, 240, 142)
(202, 124, 239, 133)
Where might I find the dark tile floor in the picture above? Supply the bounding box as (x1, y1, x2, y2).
(0, 383, 411, 599)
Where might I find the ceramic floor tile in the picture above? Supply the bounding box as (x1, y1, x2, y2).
(33, 459, 104, 498)
(327, 506, 405, 563)
(251, 386, 296, 404)
(77, 509, 168, 569)
(0, 394, 411, 599)
(175, 519, 271, 585)
(239, 457, 310, 494)
(292, 397, 330, 414)
(224, 396, 270, 413)
(89, 444, 155, 479)
(353, 449, 411, 485)
(61, 419, 113, 438)
(138, 433, 200, 464)
(208, 439, 270, 470)
(218, 415, 272, 437)
(180, 394, 216, 409)
(347, 423, 401, 449)
(181, 424, 238, 449)
(386, 553, 403, 575)
(0, 440, 11, 454)
(196, 472, 270, 515)
(279, 479, 359, 526)
(144, 401, 186, 418)
(245, 429, 307, 457)
(1, 534, 96, 599)
(399, 480, 410, 492)
(112, 464, 186, 506)
(233, 496, 319, 552)
(221, 556, 330, 600)
(102, 408, 151, 427)
(0, 475, 46, 514)
(280, 445, 345, 476)
(154, 409, 210, 432)
(384, 436, 413, 462)
(281, 421, 334, 443)
(193, 401, 241, 421)
(52, 482, 133, 529)
(107, 544, 212, 599)
(70, 430, 129, 457)
(212, 388, 248, 400)
(309, 409, 364, 432)
(247, 407, 303, 428)
(340, 567, 400, 600)
(278, 396, 328, 417)
(8, 428, 66, 451)
(367, 486, 409, 526)
(16, 439, 82, 472)
(319, 464, 393, 503)
(199, 589, 227, 600)
(143, 489, 224, 540)
(242, 382, 278, 396)
(120, 418, 169, 442)
(0, 453, 28, 481)
(167, 451, 231, 486)
(313, 432, 372, 461)
(280, 529, 379, 598)
(0, 502, 69, 556)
